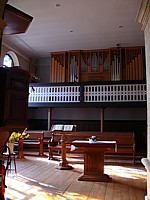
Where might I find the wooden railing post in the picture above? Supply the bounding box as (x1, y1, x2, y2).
(100, 108, 105, 132)
(48, 108, 52, 131)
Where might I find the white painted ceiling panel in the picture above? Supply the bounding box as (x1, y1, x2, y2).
(3, 0, 144, 58)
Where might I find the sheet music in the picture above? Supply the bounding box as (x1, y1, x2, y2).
(51, 124, 74, 131)
(51, 124, 64, 131)
(63, 125, 74, 131)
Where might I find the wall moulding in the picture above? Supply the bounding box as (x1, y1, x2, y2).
(136, 0, 150, 31)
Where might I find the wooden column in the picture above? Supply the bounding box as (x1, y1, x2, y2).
(0, 0, 8, 64)
(0, 0, 8, 18)
(0, 19, 6, 58)
(0, 19, 6, 35)
(47, 108, 52, 131)
(100, 108, 105, 132)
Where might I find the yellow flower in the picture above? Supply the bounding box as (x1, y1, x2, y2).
(8, 128, 29, 143)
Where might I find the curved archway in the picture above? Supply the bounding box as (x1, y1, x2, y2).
(3, 51, 19, 67)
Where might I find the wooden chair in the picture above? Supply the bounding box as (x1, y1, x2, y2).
(2, 145, 17, 174)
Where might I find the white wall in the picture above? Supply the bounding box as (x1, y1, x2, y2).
(145, 16, 150, 199)
(37, 57, 50, 83)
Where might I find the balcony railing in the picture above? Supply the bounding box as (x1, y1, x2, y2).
(28, 81, 147, 107)
(84, 84, 146, 102)
(29, 85, 80, 103)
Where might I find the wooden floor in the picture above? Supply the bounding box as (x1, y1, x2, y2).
(4, 154, 147, 200)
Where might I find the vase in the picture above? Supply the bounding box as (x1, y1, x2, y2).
(7, 143, 14, 154)
(89, 138, 97, 143)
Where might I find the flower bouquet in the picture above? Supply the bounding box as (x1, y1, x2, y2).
(7, 128, 30, 153)
(8, 128, 30, 143)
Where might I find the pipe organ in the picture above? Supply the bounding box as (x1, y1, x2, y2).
(80, 50, 110, 81)
(110, 49, 122, 81)
(68, 51, 80, 82)
(125, 47, 143, 80)
(50, 47, 145, 83)
(50, 52, 67, 83)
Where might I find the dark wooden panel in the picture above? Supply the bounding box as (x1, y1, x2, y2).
(3, 4, 33, 35)
(0, 67, 30, 129)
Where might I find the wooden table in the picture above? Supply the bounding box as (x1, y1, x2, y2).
(72, 140, 117, 182)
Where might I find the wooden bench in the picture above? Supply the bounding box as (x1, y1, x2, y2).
(43, 131, 53, 152)
(43, 131, 53, 145)
(48, 133, 69, 160)
(48, 131, 136, 164)
(17, 131, 44, 158)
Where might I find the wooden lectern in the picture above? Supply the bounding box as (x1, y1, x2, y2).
(55, 132, 73, 170)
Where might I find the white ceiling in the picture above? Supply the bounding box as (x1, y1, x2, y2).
(3, 0, 144, 58)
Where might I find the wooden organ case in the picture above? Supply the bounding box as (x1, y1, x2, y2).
(50, 47, 145, 83)
(50, 52, 67, 82)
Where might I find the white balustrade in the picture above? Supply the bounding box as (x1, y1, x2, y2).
(84, 84, 146, 102)
(29, 86, 80, 103)
(29, 84, 146, 103)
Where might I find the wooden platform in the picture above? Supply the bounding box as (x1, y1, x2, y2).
(4, 155, 147, 200)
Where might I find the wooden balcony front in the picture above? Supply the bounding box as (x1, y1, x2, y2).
(28, 81, 147, 108)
